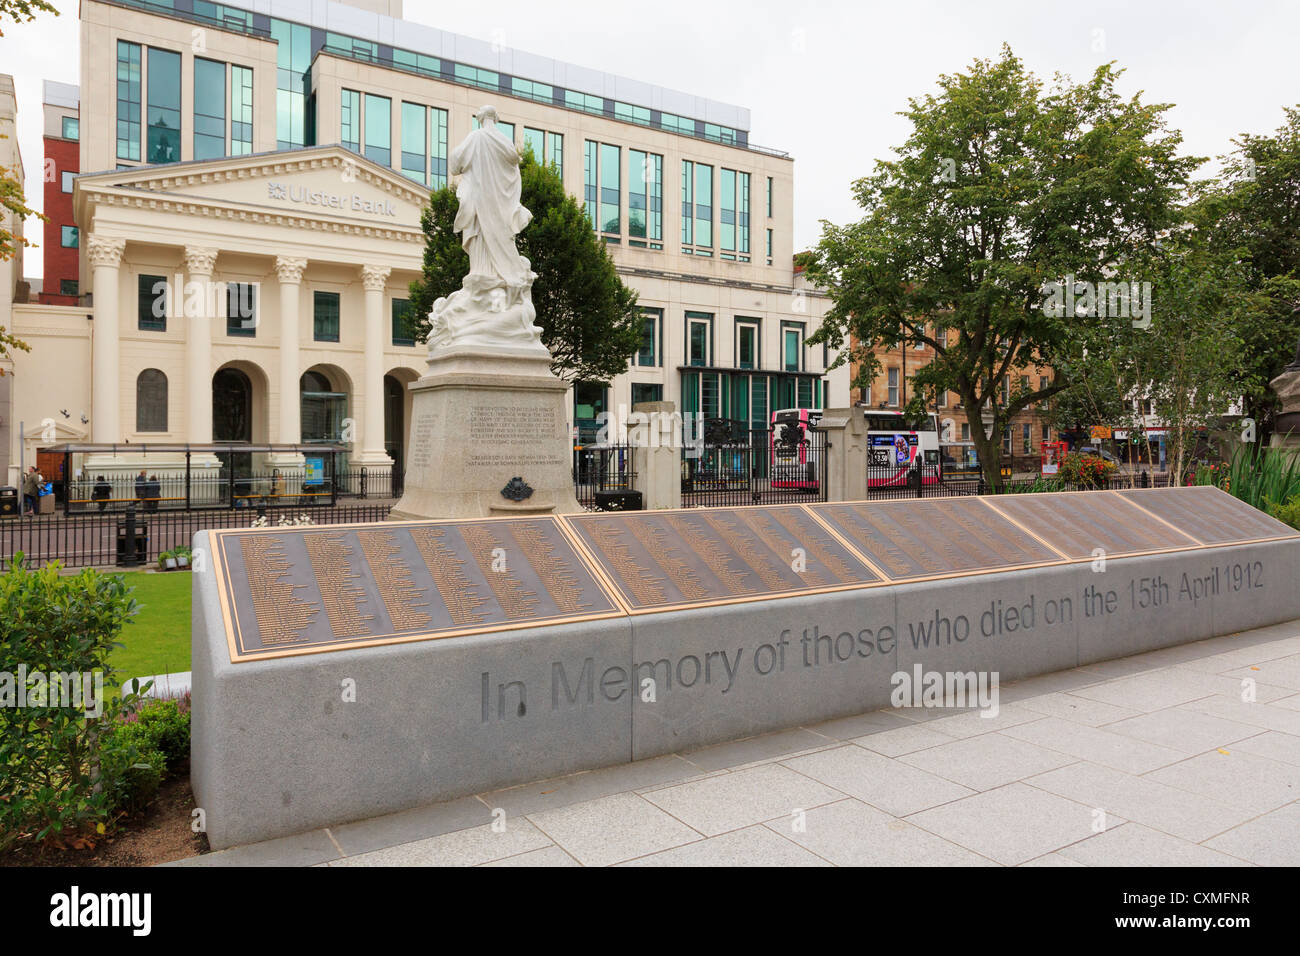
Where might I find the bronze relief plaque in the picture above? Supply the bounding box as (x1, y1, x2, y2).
(564, 505, 881, 611)
(809, 497, 1062, 580)
(984, 491, 1198, 558)
(1115, 486, 1300, 545)
(210, 517, 622, 661)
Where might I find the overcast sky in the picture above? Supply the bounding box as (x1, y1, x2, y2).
(4, 0, 1299, 279)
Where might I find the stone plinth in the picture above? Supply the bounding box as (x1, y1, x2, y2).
(389, 346, 581, 519)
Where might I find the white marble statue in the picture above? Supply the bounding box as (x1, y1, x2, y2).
(426, 105, 548, 357)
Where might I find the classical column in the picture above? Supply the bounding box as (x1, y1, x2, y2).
(356, 264, 393, 465)
(275, 257, 308, 446)
(184, 246, 218, 445)
(86, 235, 126, 443)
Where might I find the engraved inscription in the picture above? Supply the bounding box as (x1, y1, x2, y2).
(357, 530, 432, 631)
(240, 535, 318, 645)
(408, 411, 438, 471)
(466, 404, 566, 468)
(411, 527, 490, 626)
(461, 525, 542, 620)
(510, 523, 593, 615)
(305, 532, 375, 637)
(585, 521, 668, 606)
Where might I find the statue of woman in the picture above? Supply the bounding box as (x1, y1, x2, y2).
(451, 106, 532, 289)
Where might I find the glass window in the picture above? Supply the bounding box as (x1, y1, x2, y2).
(60, 279, 78, 297)
(681, 161, 694, 246)
(341, 89, 361, 152)
(600, 143, 619, 234)
(1003, 426, 1012, 456)
(694, 162, 713, 248)
(583, 140, 598, 228)
(364, 94, 391, 167)
(138, 274, 167, 331)
(231, 64, 253, 155)
(392, 298, 414, 346)
(430, 107, 448, 187)
(401, 102, 426, 182)
(636, 309, 660, 367)
(313, 291, 340, 342)
(631, 383, 663, 406)
(1022, 423, 1032, 455)
(61, 226, 78, 247)
(136, 369, 168, 433)
(767, 176, 773, 217)
(226, 282, 257, 337)
(766, 228, 773, 264)
(629, 150, 662, 247)
(547, 131, 563, 178)
(887, 367, 899, 406)
(194, 58, 226, 160)
(523, 127, 544, 162)
(782, 325, 801, 371)
(62, 116, 79, 141)
(687, 312, 711, 367)
(719, 169, 751, 257)
(751, 377, 768, 429)
(60, 170, 74, 193)
(737, 321, 759, 369)
(271, 19, 311, 149)
(147, 47, 181, 164)
(116, 41, 141, 161)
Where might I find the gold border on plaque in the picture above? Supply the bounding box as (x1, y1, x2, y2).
(210, 514, 628, 662)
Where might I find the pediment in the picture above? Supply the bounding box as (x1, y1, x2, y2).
(77, 146, 431, 230)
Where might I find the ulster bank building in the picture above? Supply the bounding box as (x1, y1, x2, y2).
(1, 0, 844, 500)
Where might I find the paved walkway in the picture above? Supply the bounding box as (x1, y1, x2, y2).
(173, 619, 1300, 867)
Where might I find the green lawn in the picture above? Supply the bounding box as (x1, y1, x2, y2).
(109, 570, 192, 684)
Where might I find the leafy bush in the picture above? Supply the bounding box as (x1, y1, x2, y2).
(1058, 452, 1118, 487)
(0, 557, 140, 851)
(98, 693, 191, 819)
(1267, 495, 1300, 531)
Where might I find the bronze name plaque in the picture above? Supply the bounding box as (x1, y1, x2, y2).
(809, 498, 1063, 580)
(210, 517, 623, 661)
(1114, 485, 1297, 545)
(984, 491, 1198, 559)
(564, 505, 882, 612)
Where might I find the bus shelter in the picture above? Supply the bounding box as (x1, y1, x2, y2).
(46, 443, 347, 514)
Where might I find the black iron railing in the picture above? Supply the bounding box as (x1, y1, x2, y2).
(680, 423, 829, 507)
(0, 503, 393, 571)
(573, 444, 639, 511)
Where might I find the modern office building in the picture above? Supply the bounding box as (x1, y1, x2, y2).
(4, 0, 843, 488)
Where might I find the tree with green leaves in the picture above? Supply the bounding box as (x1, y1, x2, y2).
(405, 149, 642, 385)
(0, 0, 56, 371)
(805, 45, 1199, 489)
(1188, 106, 1300, 440)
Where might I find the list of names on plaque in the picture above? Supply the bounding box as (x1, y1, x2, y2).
(411, 527, 489, 626)
(357, 530, 433, 631)
(239, 536, 318, 646)
(626, 518, 708, 601)
(461, 525, 541, 620)
(664, 515, 752, 594)
(510, 522, 593, 614)
(305, 532, 375, 637)
(584, 520, 668, 606)
(701, 513, 789, 591)
(766, 509, 860, 585)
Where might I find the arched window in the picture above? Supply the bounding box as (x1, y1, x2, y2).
(136, 369, 168, 432)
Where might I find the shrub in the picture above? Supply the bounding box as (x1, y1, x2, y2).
(0, 557, 140, 851)
(1267, 495, 1300, 531)
(1058, 452, 1118, 487)
(113, 694, 191, 768)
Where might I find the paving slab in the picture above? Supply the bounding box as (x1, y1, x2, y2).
(897, 733, 1078, 791)
(525, 792, 700, 867)
(620, 825, 828, 867)
(1000, 716, 1187, 774)
(776, 799, 995, 867)
(1024, 761, 1256, 843)
(640, 763, 844, 836)
(1057, 823, 1248, 867)
(782, 744, 974, 817)
(1144, 750, 1300, 813)
(1203, 802, 1300, 866)
(327, 818, 551, 867)
(906, 783, 1103, 866)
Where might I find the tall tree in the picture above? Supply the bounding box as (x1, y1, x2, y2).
(0, 0, 57, 370)
(1189, 106, 1300, 439)
(805, 46, 1199, 489)
(406, 150, 642, 385)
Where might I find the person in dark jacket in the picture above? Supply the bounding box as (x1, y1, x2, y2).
(92, 475, 112, 512)
(145, 474, 161, 512)
(21, 466, 41, 516)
